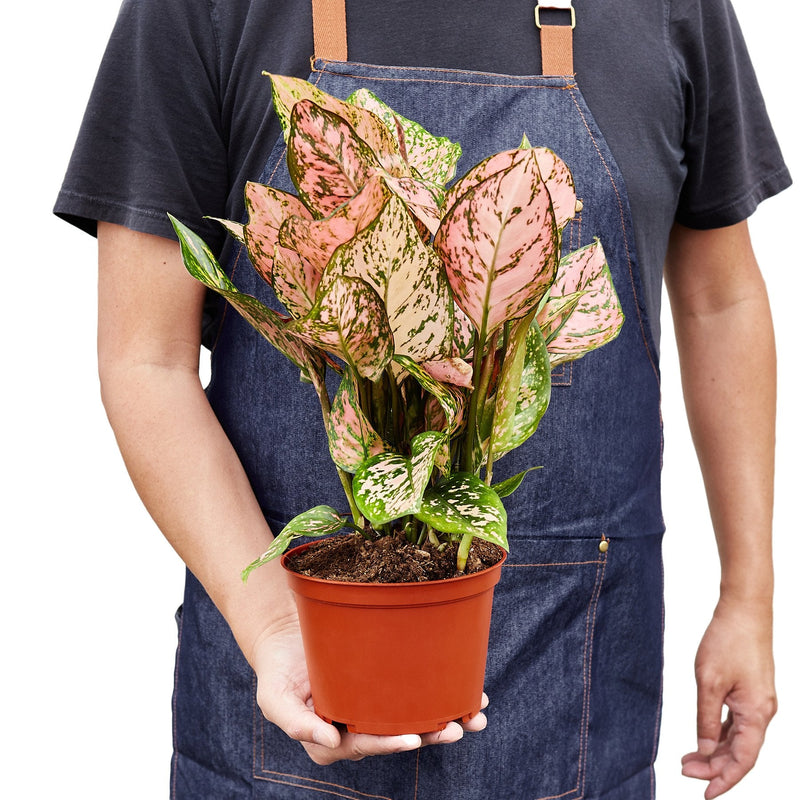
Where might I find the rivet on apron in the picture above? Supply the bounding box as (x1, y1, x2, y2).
(599, 535, 609, 553)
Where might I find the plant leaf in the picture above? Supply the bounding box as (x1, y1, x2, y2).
(415, 472, 508, 551)
(241, 506, 347, 581)
(279, 174, 390, 273)
(380, 173, 443, 235)
(393, 354, 462, 432)
(291, 274, 393, 381)
(531, 147, 578, 230)
(244, 182, 313, 285)
(347, 88, 462, 185)
(327, 370, 390, 473)
(420, 357, 473, 388)
(489, 320, 552, 461)
(435, 155, 559, 338)
(491, 466, 541, 498)
(268, 73, 407, 176)
(537, 291, 584, 344)
(540, 239, 624, 366)
(207, 216, 245, 243)
(271, 245, 321, 318)
(169, 215, 316, 374)
(325, 195, 454, 365)
(352, 431, 447, 525)
(287, 100, 380, 218)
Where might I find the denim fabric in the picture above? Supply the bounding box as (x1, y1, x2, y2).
(176, 59, 667, 798)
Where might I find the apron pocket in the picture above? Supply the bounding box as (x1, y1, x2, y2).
(479, 536, 608, 800)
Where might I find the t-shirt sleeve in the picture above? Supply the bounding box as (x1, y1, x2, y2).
(669, 0, 791, 229)
(54, 0, 228, 251)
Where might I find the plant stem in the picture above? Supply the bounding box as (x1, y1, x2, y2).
(463, 327, 488, 472)
(456, 533, 472, 573)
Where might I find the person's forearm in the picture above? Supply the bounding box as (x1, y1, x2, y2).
(667, 224, 775, 607)
(100, 360, 295, 662)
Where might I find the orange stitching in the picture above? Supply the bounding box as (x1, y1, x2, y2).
(566, 87, 660, 386)
(577, 549, 608, 797)
(413, 746, 421, 800)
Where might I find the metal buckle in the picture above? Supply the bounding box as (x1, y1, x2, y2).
(534, 3, 576, 30)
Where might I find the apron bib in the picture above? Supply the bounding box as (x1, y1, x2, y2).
(173, 3, 666, 797)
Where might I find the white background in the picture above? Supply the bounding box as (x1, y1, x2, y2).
(2, 1, 796, 797)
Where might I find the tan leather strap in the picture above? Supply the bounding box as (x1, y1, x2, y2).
(536, 2, 575, 76)
(311, 0, 348, 61)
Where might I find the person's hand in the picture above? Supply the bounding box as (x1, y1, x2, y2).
(250, 612, 488, 765)
(681, 597, 777, 798)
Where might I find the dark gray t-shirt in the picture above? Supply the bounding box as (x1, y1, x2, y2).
(54, 0, 791, 347)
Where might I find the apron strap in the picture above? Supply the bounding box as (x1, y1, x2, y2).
(311, 0, 348, 61)
(311, 1, 575, 75)
(535, 1, 576, 76)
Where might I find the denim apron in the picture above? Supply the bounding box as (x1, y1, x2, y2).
(172, 3, 666, 798)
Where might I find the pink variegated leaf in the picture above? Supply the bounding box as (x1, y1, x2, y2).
(169, 215, 319, 377)
(531, 147, 578, 230)
(542, 239, 624, 366)
(271, 245, 321, 319)
(434, 157, 559, 339)
(347, 88, 462, 185)
(421, 357, 473, 388)
(269, 73, 408, 176)
(326, 370, 390, 473)
(441, 148, 530, 217)
(243, 182, 312, 285)
(452, 303, 475, 358)
(287, 100, 380, 218)
(208, 217, 245, 243)
(291, 275, 393, 381)
(537, 291, 584, 343)
(279, 175, 390, 273)
(381, 173, 443, 235)
(325, 195, 454, 365)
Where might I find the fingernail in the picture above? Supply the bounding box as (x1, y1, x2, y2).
(399, 734, 421, 749)
(312, 728, 336, 748)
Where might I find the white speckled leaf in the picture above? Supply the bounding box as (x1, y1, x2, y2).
(352, 431, 448, 526)
(327, 370, 390, 473)
(415, 472, 508, 551)
(541, 240, 624, 366)
(244, 182, 312, 285)
(325, 195, 454, 365)
(490, 319, 552, 460)
(269, 73, 407, 176)
(208, 217, 245, 243)
(347, 88, 462, 185)
(435, 156, 559, 338)
(241, 506, 347, 581)
(291, 274, 393, 381)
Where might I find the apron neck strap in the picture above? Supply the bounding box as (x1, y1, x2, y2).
(535, 2, 576, 75)
(311, 1, 575, 76)
(312, 0, 348, 61)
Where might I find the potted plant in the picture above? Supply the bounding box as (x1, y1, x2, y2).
(169, 74, 623, 735)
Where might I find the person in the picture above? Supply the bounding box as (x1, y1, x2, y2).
(55, 1, 790, 798)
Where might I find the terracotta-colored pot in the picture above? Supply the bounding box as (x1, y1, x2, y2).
(282, 541, 506, 735)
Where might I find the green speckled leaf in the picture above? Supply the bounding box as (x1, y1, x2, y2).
(490, 320, 552, 461)
(415, 472, 508, 551)
(352, 431, 447, 526)
(492, 467, 541, 499)
(393, 354, 461, 431)
(169, 215, 316, 375)
(241, 506, 347, 581)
